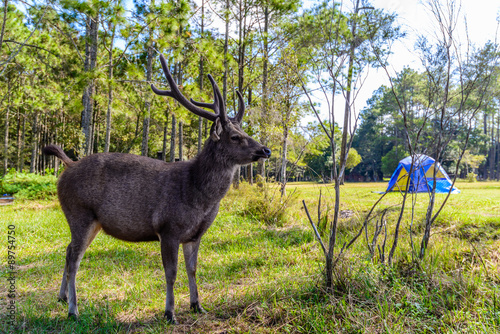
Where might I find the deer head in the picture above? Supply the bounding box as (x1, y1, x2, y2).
(151, 54, 271, 165)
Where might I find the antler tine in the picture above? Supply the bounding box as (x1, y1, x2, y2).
(231, 90, 245, 126)
(190, 75, 220, 110)
(191, 74, 228, 124)
(213, 76, 228, 123)
(151, 54, 218, 122)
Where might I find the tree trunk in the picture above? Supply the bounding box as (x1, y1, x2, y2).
(223, 0, 230, 101)
(104, 21, 116, 153)
(247, 163, 253, 184)
(233, 2, 248, 190)
(0, 0, 8, 54)
(92, 87, 99, 153)
(82, 13, 99, 156)
(258, 5, 269, 179)
(170, 114, 176, 162)
(339, 0, 360, 185)
(16, 109, 20, 171)
(481, 113, 488, 179)
(246, 89, 253, 185)
(237, 0, 246, 92)
(198, 0, 205, 155)
(161, 112, 169, 161)
(141, 42, 153, 156)
(30, 112, 38, 173)
(325, 177, 341, 290)
(496, 115, 499, 180)
(489, 117, 495, 179)
(19, 114, 25, 172)
(483, 112, 488, 135)
(178, 122, 183, 161)
(280, 126, 288, 197)
(3, 99, 9, 175)
(233, 168, 240, 189)
(489, 145, 496, 180)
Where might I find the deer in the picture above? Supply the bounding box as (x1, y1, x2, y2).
(42, 53, 271, 324)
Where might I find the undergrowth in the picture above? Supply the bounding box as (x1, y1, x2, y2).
(232, 181, 299, 227)
(0, 169, 57, 200)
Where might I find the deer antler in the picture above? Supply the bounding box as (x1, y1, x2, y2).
(231, 90, 245, 126)
(151, 54, 227, 123)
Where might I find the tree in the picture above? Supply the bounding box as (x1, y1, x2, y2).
(381, 144, 408, 176)
(370, 0, 499, 262)
(257, 0, 299, 179)
(101, 0, 127, 153)
(299, 0, 401, 289)
(267, 44, 307, 196)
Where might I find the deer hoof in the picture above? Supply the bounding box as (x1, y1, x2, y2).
(164, 310, 177, 324)
(67, 312, 78, 320)
(58, 296, 68, 304)
(190, 302, 207, 314)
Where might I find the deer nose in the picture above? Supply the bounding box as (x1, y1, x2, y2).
(262, 148, 271, 158)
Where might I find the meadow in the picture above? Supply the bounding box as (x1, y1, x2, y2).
(1, 181, 500, 333)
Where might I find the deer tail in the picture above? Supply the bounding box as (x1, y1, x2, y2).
(42, 145, 74, 167)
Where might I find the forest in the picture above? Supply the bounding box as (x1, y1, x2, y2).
(1, 0, 497, 184)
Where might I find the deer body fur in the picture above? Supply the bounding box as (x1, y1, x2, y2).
(43, 53, 270, 324)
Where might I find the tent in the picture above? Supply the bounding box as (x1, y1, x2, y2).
(386, 154, 460, 194)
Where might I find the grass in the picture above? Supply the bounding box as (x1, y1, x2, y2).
(1, 181, 499, 333)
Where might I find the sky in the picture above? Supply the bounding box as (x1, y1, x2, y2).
(337, 0, 500, 125)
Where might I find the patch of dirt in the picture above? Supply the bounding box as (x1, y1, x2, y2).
(14, 201, 60, 211)
(339, 209, 355, 219)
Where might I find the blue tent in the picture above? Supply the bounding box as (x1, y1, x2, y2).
(386, 154, 460, 194)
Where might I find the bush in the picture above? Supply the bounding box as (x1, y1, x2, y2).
(241, 182, 297, 226)
(381, 145, 409, 176)
(0, 169, 58, 199)
(466, 172, 477, 182)
(255, 174, 265, 188)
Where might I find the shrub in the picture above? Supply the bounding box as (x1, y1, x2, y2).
(466, 172, 477, 182)
(255, 174, 265, 188)
(241, 182, 297, 226)
(0, 169, 58, 200)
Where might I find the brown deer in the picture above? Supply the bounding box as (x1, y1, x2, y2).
(43, 53, 271, 324)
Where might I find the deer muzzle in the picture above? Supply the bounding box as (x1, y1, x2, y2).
(253, 147, 272, 161)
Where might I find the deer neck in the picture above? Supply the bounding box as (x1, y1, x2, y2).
(190, 139, 237, 203)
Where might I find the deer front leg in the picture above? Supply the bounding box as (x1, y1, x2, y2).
(160, 238, 180, 324)
(183, 240, 206, 314)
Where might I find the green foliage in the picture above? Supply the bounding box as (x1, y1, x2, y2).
(0, 169, 57, 199)
(346, 148, 362, 171)
(255, 174, 265, 188)
(462, 150, 487, 171)
(240, 182, 297, 226)
(304, 132, 361, 181)
(304, 144, 333, 181)
(466, 172, 477, 182)
(381, 145, 409, 176)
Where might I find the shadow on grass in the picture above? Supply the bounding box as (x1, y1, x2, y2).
(3, 277, 329, 334)
(205, 225, 314, 252)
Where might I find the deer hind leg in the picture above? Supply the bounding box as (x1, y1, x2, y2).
(183, 240, 206, 314)
(59, 213, 101, 318)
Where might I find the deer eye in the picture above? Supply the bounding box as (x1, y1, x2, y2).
(231, 135, 240, 141)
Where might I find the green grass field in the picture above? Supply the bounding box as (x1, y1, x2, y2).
(1, 181, 499, 333)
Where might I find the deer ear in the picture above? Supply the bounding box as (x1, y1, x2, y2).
(210, 117, 223, 141)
